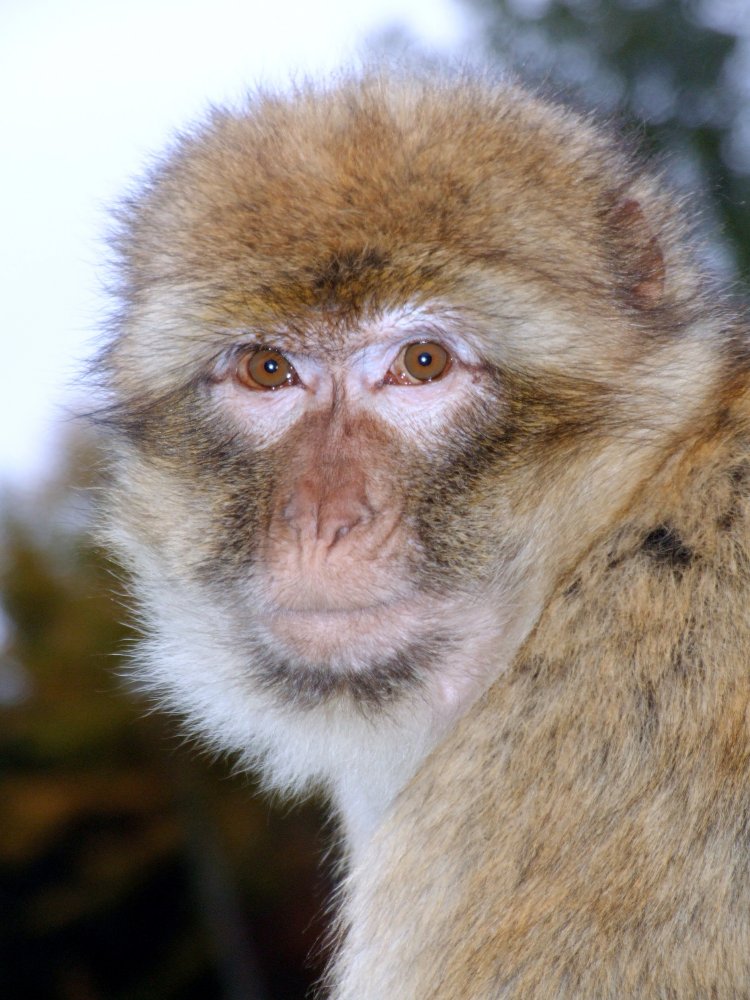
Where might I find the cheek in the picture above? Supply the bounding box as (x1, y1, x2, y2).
(408, 441, 513, 584)
(179, 446, 281, 583)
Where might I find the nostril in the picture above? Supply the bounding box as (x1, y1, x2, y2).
(321, 515, 358, 548)
(320, 503, 375, 548)
(280, 479, 377, 547)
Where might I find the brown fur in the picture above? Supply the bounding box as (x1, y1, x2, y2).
(98, 70, 750, 998)
(334, 412, 750, 998)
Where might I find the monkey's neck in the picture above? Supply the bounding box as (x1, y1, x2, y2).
(328, 594, 545, 859)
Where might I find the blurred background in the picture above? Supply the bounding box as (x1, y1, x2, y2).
(2, 1, 750, 997)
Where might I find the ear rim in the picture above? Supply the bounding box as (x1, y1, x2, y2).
(608, 197, 666, 311)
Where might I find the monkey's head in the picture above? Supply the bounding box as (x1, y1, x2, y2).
(99, 73, 721, 803)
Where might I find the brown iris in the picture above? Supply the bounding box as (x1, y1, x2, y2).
(236, 348, 297, 390)
(390, 341, 451, 385)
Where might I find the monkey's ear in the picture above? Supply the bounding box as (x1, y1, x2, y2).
(608, 197, 666, 310)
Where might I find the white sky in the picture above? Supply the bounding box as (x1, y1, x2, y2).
(0, 0, 474, 489)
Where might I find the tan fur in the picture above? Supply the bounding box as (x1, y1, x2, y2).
(98, 70, 750, 997)
(333, 413, 750, 997)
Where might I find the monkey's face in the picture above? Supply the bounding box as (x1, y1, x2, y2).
(110, 300, 526, 716)
(102, 76, 719, 753)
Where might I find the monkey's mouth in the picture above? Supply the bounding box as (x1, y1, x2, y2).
(271, 600, 402, 619)
(248, 596, 456, 709)
(268, 598, 409, 637)
(246, 592, 499, 712)
(257, 594, 434, 669)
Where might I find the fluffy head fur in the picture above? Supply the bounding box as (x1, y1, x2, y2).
(98, 70, 750, 996)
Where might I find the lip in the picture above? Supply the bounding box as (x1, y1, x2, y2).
(267, 601, 405, 631)
(258, 599, 414, 664)
(263, 595, 423, 645)
(272, 602, 395, 617)
(267, 589, 415, 618)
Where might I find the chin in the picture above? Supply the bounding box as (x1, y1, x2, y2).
(237, 598, 439, 710)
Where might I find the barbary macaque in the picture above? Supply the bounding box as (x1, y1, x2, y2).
(97, 71, 750, 997)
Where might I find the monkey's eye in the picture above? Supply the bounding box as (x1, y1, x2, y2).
(236, 348, 298, 390)
(387, 341, 451, 385)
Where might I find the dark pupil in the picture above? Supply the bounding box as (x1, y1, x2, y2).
(264, 358, 280, 374)
(417, 351, 432, 368)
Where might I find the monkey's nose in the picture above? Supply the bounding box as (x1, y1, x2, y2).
(282, 486, 374, 548)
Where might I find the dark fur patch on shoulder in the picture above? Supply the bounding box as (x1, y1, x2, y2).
(640, 525, 693, 572)
(635, 681, 659, 743)
(519, 655, 551, 681)
(718, 462, 750, 531)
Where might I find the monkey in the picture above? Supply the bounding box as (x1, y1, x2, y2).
(96, 70, 750, 997)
